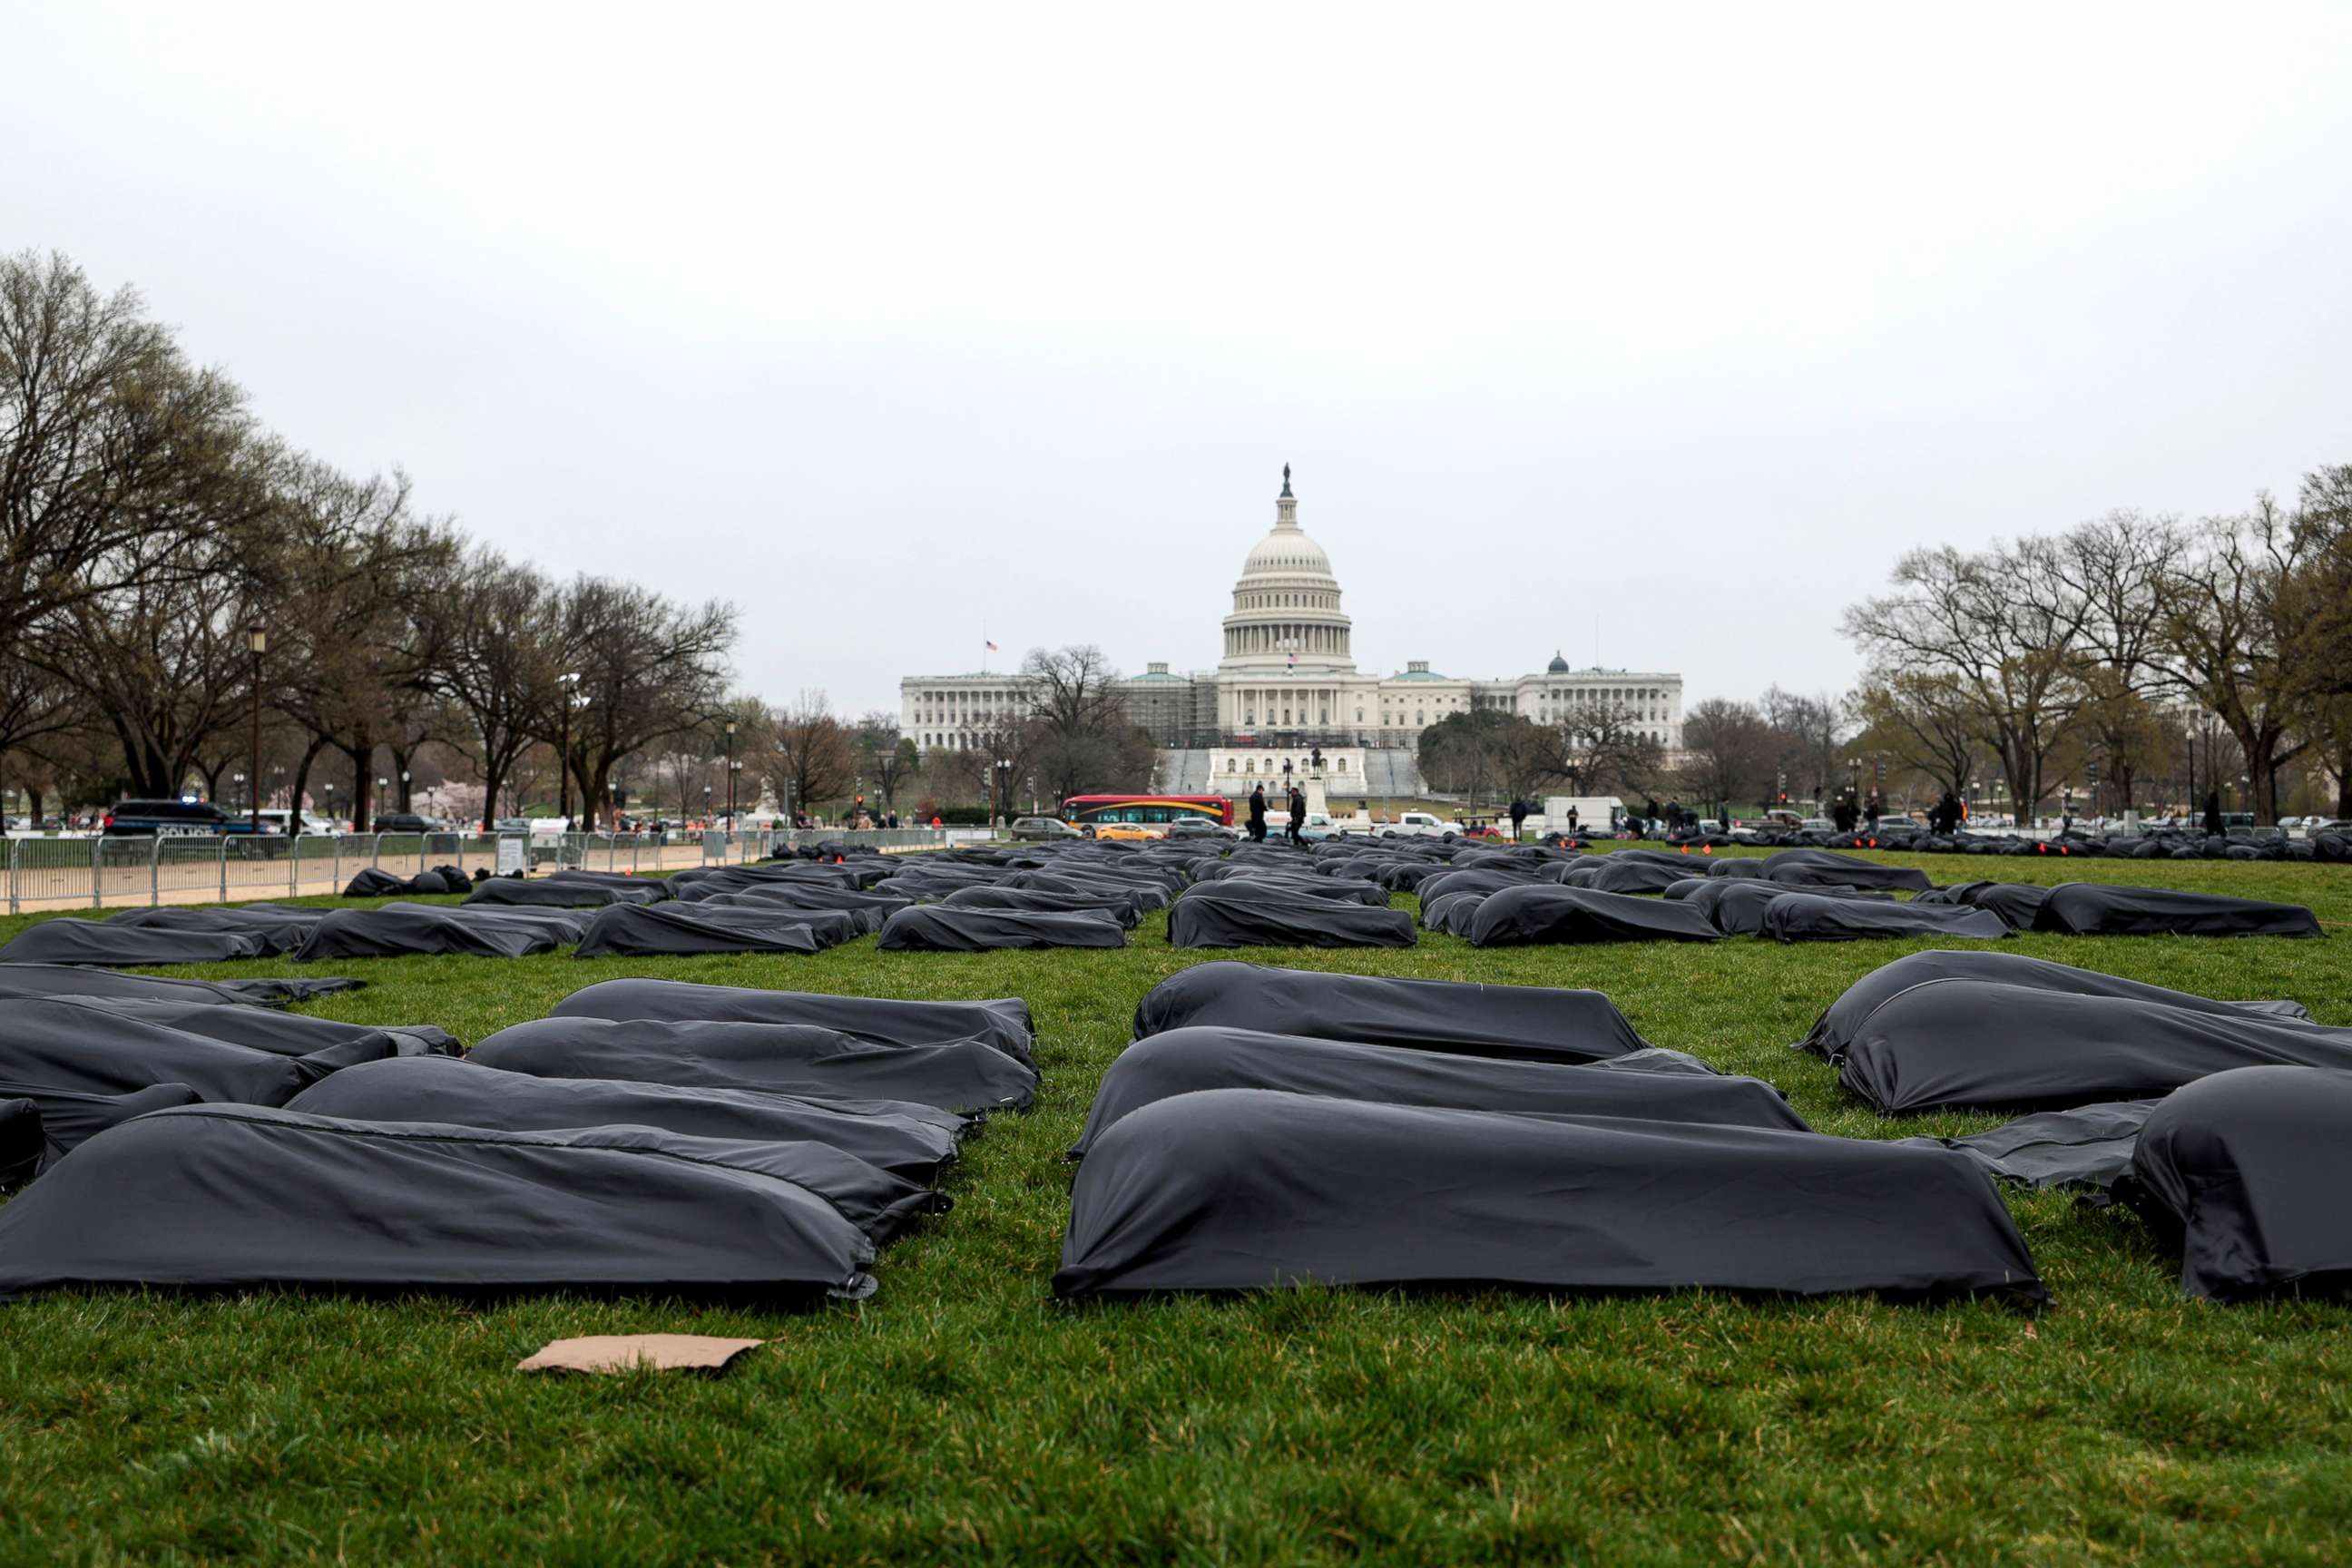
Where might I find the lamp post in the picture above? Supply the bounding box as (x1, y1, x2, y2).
(375, 777, 387, 829)
(1027, 774, 1036, 817)
(702, 784, 712, 825)
(399, 769, 411, 816)
(724, 720, 739, 826)
(323, 780, 336, 830)
(557, 672, 581, 825)
(244, 622, 267, 833)
(994, 759, 1013, 828)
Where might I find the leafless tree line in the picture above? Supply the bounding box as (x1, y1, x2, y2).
(1836, 467, 2352, 824)
(0, 250, 736, 830)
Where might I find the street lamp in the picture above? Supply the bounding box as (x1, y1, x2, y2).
(994, 759, 1013, 828)
(557, 672, 581, 824)
(244, 621, 267, 832)
(323, 780, 337, 829)
(724, 720, 739, 825)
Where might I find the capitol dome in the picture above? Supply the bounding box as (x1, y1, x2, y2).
(1241, 526, 1335, 578)
(1219, 466, 1356, 674)
(1547, 651, 1571, 674)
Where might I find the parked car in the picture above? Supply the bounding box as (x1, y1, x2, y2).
(1381, 810, 1453, 838)
(256, 808, 338, 836)
(1010, 816, 1083, 840)
(1164, 818, 1235, 839)
(1093, 821, 1166, 842)
(102, 799, 262, 838)
(371, 812, 442, 835)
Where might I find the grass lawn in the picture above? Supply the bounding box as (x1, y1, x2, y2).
(3, 848, 2350, 1563)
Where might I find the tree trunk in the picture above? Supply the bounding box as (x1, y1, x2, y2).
(288, 735, 328, 829)
(342, 734, 374, 834)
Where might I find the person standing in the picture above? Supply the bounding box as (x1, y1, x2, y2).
(1287, 785, 1307, 846)
(1509, 798, 1528, 841)
(2202, 789, 2224, 838)
(1249, 783, 1268, 843)
(1565, 804, 1580, 836)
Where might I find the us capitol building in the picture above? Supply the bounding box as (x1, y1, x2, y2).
(899, 469, 1683, 798)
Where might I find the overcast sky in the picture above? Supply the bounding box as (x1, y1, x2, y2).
(10, 5, 2350, 715)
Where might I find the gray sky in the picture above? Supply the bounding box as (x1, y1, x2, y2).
(10, 4, 2350, 715)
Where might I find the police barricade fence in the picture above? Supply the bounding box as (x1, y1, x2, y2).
(5, 827, 948, 914)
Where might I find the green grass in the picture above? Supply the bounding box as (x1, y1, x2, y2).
(3, 848, 2350, 1563)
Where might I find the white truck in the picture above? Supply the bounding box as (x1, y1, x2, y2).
(1381, 810, 1454, 838)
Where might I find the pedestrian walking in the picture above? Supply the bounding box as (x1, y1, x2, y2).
(1287, 785, 1307, 846)
(1249, 784, 1268, 843)
(1509, 798, 1527, 841)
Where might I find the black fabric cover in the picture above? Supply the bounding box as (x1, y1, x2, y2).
(1794, 949, 2316, 1060)
(0, 1081, 202, 1171)
(1915, 1101, 2156, 1191)
(573, 901, 853, 957)
(1133, 962, 1651, 1063)
(466, 878, 661, 908)
(877, 906, 1127, 951)
(1762, 893, 2010, 943)
(1970, 884, 2053, 930)
(104, 906, 326, 954)
(49, 996, 458, 1063)
(341, 867, 471, 897)
(0, 918, 267, 967)
(0, 964, 282, 1006)
(1709, 882, 1893, 936)
(552, 978, 1035, 1067)
(2029, 884, 2322, 938)
(1054, 1090, 2045, 1304)
(2126, 1066, 2352, 1299)
(471, 1016, 1038, 1114)
(267, 1085, 940, 1240)
(1467, 886, 1720, 946)
(1762, 850, 1933, 892)
(1168, 887, 1415, 949)
(0, 996, 389, 1106)
(1569, 858, 1694, 895)
(1, 1097, 40, 1188)
(1069, 1028, 1806, 1157)
(0, 1104, 877, 1301)
(284, 1055, 964, 1181)
(1835, 980, 2352, 1113)
(938, 887, 1141, 928)
(294, 904, 571, 960)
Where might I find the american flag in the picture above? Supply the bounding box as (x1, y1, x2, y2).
(1287, 649, 1297, 667)
(985, 640, 998, 652)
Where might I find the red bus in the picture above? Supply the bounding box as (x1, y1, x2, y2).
(1062, 794, 1235, 828)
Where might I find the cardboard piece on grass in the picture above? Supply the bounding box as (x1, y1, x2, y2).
(516, 1334, 765, 1376)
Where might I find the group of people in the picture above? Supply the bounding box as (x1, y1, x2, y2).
(1246, 781, 1310, 845)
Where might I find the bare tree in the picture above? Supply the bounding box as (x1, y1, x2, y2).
(1527, 700, 1664, 799)
(419, 549, 557, 831)
(2150, 496, 2326, 823)
(258, 458, 458, 832)
(550, 577, 736, 828)
(0, 252, 266, 664)
(1849, 674, 1980, 803)
(1842, 541, 2092, 820)
(1019, 644, 1142, 800)
(761, 691, 856, 819)
(1677, 697, 1774, 810)
(855, 711, 913, 809)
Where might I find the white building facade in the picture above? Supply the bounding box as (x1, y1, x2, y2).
(900, 471, 1682, 794)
